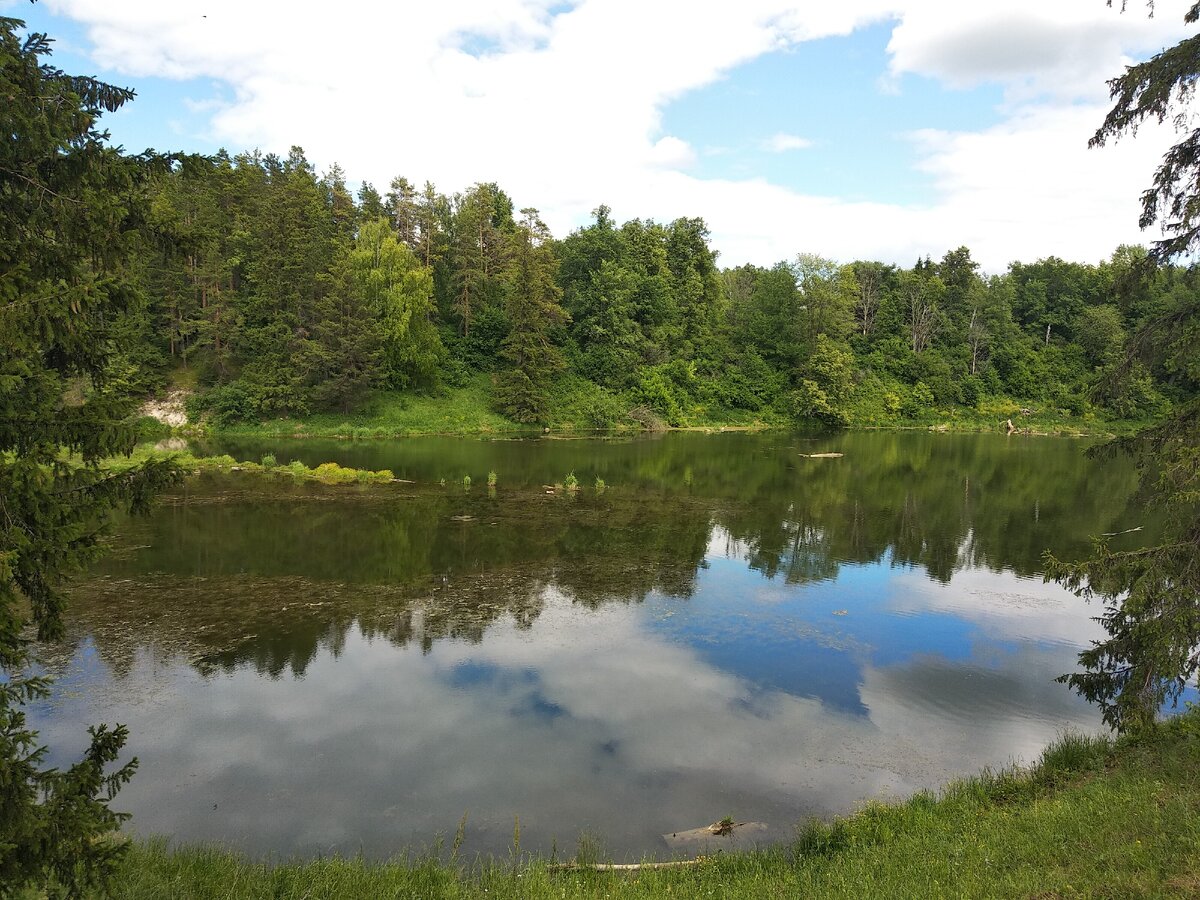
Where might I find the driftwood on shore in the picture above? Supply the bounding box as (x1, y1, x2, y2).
(547, 821, 770, 872)
(547, 859, 703, 872)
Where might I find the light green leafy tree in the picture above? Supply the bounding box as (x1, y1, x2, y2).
(347, 217, 444, 390)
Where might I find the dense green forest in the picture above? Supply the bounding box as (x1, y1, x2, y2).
(125, 149, 1197, 431)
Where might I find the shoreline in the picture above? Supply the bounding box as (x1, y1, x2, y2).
(179, 417, 1130, 442)
(105, 709, 1200, 897)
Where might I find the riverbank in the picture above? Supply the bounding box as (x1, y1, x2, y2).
(104, 708, 1200, 898)
(169, 377, 1146, 440)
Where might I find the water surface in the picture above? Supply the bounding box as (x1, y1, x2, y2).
(31, 431, 1153, 860)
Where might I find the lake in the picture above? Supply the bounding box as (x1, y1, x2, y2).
(29, 430, 1155, 861)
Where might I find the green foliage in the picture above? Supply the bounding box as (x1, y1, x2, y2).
(1043, 1, 1200, 735)
(494, 210, 569, 424)
(791, 335, 855, 425)
(1045, 401, 1200, 732)
(1, 17, 183, 894)
(101, 125, 1193, 438)
(347, 218, 444, 390)
(902, 382, 935, 419)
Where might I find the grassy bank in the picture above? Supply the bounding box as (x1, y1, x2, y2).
(101, 709, 1200, 898)
(173, 376, 1145, 440)
(206, 376, 532, 440)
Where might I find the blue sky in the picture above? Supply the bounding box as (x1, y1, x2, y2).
(9, 0, 1193, 270)
(661, 21, 1007, 206)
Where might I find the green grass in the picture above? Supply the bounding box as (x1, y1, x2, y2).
(214, 375, 530, 439)
(101, 708, 1200, 898)
(183, 372, 1151, 440)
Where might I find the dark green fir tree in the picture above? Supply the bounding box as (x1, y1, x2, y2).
(1, 14, 183, 893)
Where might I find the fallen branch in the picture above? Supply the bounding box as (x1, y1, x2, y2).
(547, 859, 703, 872)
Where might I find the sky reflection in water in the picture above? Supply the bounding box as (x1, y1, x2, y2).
(28, 432, 1143, 860)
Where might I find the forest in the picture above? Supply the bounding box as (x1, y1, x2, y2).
(126, 148, 1199, 432)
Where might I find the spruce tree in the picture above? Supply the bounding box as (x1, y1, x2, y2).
(495, 209, 569, 423)
(1044, 0, 1200, 731)
(1, 15, 182, 893)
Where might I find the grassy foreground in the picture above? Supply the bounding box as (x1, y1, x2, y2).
(104, 709, 1200, 899)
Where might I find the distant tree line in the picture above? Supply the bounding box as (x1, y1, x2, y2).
(125, 147, 1199, 428)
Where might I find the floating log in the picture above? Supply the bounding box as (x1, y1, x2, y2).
(799, 452, 843, 459)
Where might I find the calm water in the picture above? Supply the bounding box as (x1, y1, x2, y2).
(30, 431, 1156, 861)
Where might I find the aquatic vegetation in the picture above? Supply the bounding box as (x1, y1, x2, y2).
(487, 471, 498, 487)
(564, 472, 579, 492)
(594, 477, 606, 493)
(98, 447, 393, 484)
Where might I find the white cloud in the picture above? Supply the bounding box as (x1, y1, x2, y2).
(763, 132, 814, 152)
(648, 135, 698, 169)
(885, 0, 1191, 102)
(40, 0, 1195, 269)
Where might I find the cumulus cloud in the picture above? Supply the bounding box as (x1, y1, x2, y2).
(885, 0, 1191, 101)
(40, 0, 1194, 268)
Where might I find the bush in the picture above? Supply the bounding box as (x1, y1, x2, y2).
(134, 415, 171, 441)
(902, 381, 936, 419)
(789, 379, 850, 427)
(190, 381, 260, 426)
(631, 363, 695, 426)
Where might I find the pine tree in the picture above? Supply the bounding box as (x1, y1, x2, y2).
(301, 243, 385, 413)
(495, 209, 569, 422)
(1, 16, 183, 892)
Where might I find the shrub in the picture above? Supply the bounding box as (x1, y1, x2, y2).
(789, 379, 849, 427)
(902, 381, 936, 419)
